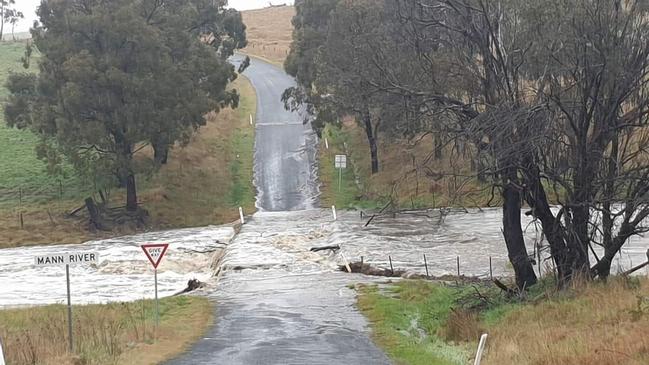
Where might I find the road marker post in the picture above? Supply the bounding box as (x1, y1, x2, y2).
(325, 138, 329, 149)
(141, 244, 170, 330)
(334, 155, 347, 192)
(474, 333, 488, 365)
(0, 336, 5, 365)
(239, 207, 245, 224)
(249, 114, 253, 125)
(34, 251, 99, 352)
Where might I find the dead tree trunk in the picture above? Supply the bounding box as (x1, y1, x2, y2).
(85, 197, 105, 230)
(126, 174, 138, 212)
(362, 103, 379, 174)
(502, 168, 537, 290)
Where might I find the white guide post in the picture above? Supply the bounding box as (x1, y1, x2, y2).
(249, 114, 253, 125)
(325, 138, 329, 149)
(474, 333, 488, 365)
(239, 207, 245, 224)
(0, 337, 5, 365)
(332, 205, 337, 221)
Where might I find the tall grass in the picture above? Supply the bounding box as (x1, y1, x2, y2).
(0, 296, 211, 365)
(357, 277, 649, 365)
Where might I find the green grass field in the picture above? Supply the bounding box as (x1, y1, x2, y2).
(0, 42, 89, 207)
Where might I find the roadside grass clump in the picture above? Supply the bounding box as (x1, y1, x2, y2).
(483, 277, 649, 365)
(0, 296, 212, 365)
(357, 277, 649, 365)
(357, 281, 474, 365)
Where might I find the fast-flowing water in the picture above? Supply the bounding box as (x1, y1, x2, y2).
(0, 226, 235, 307)
(1, 54, 648, 364)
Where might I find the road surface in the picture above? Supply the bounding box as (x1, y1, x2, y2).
(164, 57, 391, 364)
(232, 55, 319, 211)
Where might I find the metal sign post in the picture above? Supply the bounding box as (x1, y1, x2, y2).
(34, 251, 99, 353)
(335, 155, 347, 192)
(141, 244, 170, 329)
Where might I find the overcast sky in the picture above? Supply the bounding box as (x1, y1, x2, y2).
(13, 0, 294, 33)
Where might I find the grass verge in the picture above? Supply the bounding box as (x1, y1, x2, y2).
(356, 277, 649, 365)
(0, 295, 212, 365)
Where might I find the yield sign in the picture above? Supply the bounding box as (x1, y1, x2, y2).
(141, 244, 169, 269)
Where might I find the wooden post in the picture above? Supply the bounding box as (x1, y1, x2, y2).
(389, 256, 394, 275)
(59, 180, 63, 199)
(19, 212, 24, 229)
(457, 256, 461, 277)
(360, 256, 364, 268)
(424, 254, 429, 277)
(19, 187, 22, 206)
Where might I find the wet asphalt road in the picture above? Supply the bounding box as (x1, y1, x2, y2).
(232, 55, 319, 212)
(164, 58, 391, 364)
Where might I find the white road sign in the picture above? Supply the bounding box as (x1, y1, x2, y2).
(34, 252, 99, 267)
(335, 155, 347, 169)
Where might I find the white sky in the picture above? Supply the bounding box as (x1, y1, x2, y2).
(13, 0, 294, 33)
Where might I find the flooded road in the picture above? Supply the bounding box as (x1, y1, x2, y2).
(1, 55, 648, 365)
(232, 54, 319, 211)
(0, 226, 235, 307)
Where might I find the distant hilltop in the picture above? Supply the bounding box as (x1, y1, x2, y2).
(268, 3, 287, 7)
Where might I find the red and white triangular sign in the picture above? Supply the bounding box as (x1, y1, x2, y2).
(141, 243, 169, 269)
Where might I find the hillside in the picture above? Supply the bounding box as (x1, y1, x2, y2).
(241, 5, 295, 65)
(0, 41, 256, 247)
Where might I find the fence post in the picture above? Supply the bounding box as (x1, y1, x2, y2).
(473, 334, 488, 365)
(489, 256, 493, 280)
(332, 205, 337, 221)
(239, 207, 245, 225)
(424, 254, 429, 277)
(389, 256, 394, 275)
(457, 256, 461, 277)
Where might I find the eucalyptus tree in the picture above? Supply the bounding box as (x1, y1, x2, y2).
(4, 0, 246, 212)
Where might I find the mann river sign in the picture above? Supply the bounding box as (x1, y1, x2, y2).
(34, 250, 100, 352)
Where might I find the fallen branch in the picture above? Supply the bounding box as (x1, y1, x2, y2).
(310, 245, 340, 252)
(364, 201, 393, 227)
(67, 205, 85, 217)
(621, 250, 649, 276)
(493, 279, 517, 295)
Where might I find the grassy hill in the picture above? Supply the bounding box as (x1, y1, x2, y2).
(0, 41, 256, 247)
(241, 5, 295, 65)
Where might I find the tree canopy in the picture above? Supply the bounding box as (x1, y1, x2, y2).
(4, 0, 246, 212)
